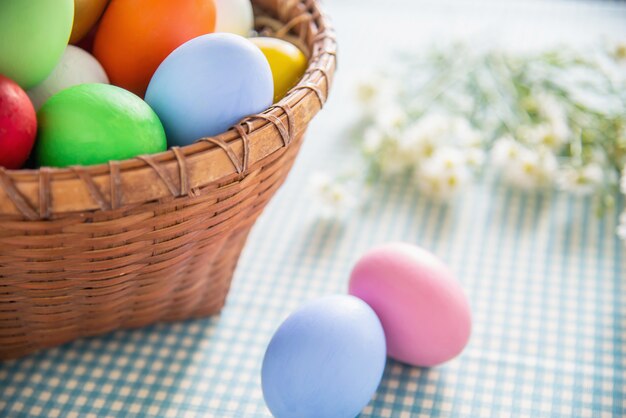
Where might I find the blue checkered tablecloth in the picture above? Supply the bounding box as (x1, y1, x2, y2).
(1, 172, 624, 417)
(2, 1, 626, 417)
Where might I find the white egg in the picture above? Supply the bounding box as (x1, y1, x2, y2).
(214, 0, 254, 37)
(27, 45, 109, 110)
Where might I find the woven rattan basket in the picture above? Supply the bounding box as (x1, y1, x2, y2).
(0, 0, 336, 360)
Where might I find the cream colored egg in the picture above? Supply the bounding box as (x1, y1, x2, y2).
(28, 45, 109, 110)
(214, 0, 254, 37)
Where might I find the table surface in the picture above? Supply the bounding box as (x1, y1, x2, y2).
(2, 1, 626, 417)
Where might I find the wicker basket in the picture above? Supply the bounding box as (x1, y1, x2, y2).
(0, 0, 336, 360)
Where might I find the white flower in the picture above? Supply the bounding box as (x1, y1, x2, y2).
(310, 172, 357, 217)
(415, 147, 471, 199)
(363, 113, 485, 181)
(613, 43, 626, 63)
(557, 164, 604, 196)
(356, 75, 399, 114)
(535, 93, 571, 144)
(519, 123, 569, 150)
(401, 113, 479, 162)
(362, 127, 413, 176)
(374, 104, 407, 131)
(492, 136, 557, 189)
(409, 113, 451, 138)
(618, 211, 626, 241)
(362, 127, 385, 155)
(535, 92, 567, 122)
(588, 148, 610, 166)
(503, 151, 540, 189)
(525, 149, 558, 188)
(356, 75, 382, 105)
(379, 144, 413, 176)
(492, 136, 524, 168)
(400, 120, 439, 162)
(465, 148, 486, 169)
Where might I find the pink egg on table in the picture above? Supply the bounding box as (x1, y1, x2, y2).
(349, 242, 471, 367)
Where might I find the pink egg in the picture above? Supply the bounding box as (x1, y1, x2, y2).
(349, 242, 471, 367)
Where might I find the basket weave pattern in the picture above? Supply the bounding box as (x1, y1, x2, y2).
(0, 0, 336, 360)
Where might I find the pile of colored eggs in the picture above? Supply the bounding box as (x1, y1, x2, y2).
(0, 0, 308, 169)
(261, 243, 472, 418)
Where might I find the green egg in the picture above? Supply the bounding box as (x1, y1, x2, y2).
(0, 0, 75, 89)
(36, 84, 167, 168)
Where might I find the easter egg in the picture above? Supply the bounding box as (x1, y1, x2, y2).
(70, 0, 109, 44)
(145, 33, 273, 147)
(262, 295, 386, 418)
(250, 37, 307, 103)
(214, 0, 254, 36)
(36, 84, 166, 168)
(28, 46, 109, 111)
(0, 0, 74, 89)
(93, 0, 216, 97)
(0, 75, 37, 169)
(349, 243, 472, 367)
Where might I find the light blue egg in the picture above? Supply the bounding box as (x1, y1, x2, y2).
(145, 33, 273, 147)
(261, 295, 387, 418)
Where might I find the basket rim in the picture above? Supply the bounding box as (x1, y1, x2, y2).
(0, 0, 336, 219)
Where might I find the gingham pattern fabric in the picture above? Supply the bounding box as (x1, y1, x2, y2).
(1, 170, 624, 417)
(2, 1, 626, 416)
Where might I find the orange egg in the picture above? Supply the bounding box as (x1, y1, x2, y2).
(93, 0, 216, 97)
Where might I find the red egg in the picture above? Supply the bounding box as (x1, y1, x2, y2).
(0, 75, 37, 169)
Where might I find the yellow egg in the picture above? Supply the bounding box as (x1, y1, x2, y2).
(250, 37, 307, 103)
(70, 0, 109, 44)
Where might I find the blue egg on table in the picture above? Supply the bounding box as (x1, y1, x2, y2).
(145, 33, 274, 147)
(261, 295, 387, 418)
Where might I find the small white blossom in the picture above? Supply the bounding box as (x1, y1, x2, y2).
(363, 128, 413, 176)
(356, 74, 400, 115)
(310, 172, 357, 217)
(378, 143, 413, 176)
(362, 127, 385, 155)
(535, 93, 571, 144)
(408, 113, 451, 138)
(374, 104, 407, 131)
(618, 211, 626, 241)
(557, 164, 604, 196)
(519, 123, 568, 150)
(400, 118, 441, 161)
(415, 147, 471, 199)
(492, 136, 524, 168)
(465, 148, 486, 169)
(356, 75, 383, 105)
(536, 92, 567, 121)
(612, 43, 626, 64)
(492, 137, 557, 189)
(400, 113, 482, 165)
